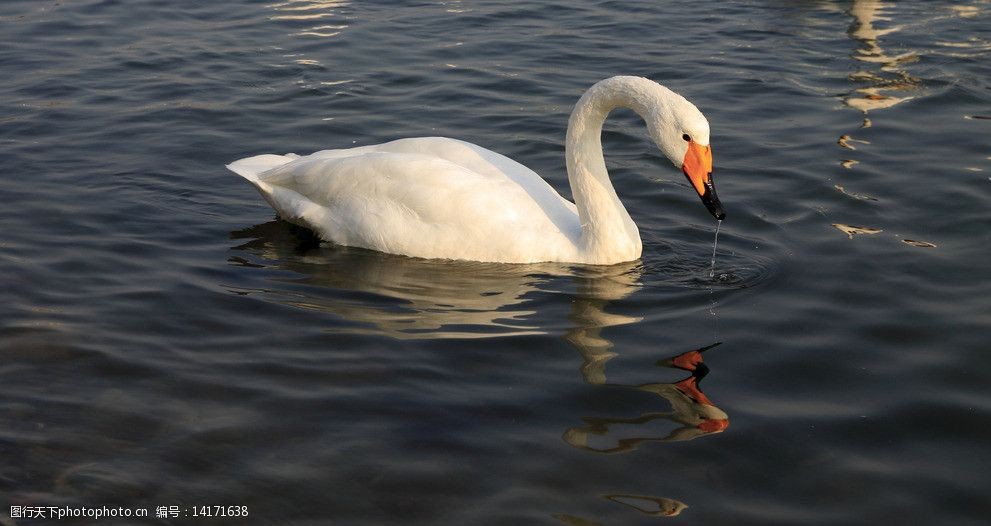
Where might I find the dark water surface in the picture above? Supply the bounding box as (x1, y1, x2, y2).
(2, 0, 990, 524)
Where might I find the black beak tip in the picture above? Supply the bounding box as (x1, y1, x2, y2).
(701, 183, 726, 221)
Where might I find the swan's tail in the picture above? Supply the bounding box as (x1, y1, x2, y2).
(226, 154, 299, 182)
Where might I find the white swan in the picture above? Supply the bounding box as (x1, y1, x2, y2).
(228, 76, 724, 265)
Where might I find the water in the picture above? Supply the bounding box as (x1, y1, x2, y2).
(709, 220, 722, 279)
(2, 0, 989, 524)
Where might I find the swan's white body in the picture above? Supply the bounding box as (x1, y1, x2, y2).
(229, 76, 712, 264)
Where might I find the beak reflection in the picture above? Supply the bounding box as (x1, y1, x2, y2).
(563, 342, 729, 455)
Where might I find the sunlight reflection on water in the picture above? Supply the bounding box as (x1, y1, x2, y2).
(1, 0, 989, 524)
(271, 0, 350, 36)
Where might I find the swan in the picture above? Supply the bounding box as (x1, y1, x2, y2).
(228, 76, 724, 264)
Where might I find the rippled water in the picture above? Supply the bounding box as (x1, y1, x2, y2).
(2, 0, 990, 524)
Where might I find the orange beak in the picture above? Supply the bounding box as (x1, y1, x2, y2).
(681, 141, 725, 220)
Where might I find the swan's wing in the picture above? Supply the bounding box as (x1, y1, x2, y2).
(309, 137, 578, 214)
(252, 149, 580, 262)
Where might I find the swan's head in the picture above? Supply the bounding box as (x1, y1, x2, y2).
(647, 94, 725, 220)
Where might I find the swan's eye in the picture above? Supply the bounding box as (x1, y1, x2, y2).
(682, 133, 691, 142)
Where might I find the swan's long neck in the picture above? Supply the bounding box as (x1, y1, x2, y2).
(565, 76, 673, 264)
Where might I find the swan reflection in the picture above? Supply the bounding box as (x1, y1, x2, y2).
(564, 269, 645, 384)
(229, 220, 642, 339)
(605, 494, 689, 518)
(553, 493, 690, 525)
(231, 220, 708, 521)
(563, 343, 728, 454)
(553, 492, 689, 525)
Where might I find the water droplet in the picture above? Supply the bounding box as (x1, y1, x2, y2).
(709, 220, 721, 279)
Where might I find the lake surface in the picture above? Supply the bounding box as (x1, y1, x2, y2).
(2, 0, 989, 524)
